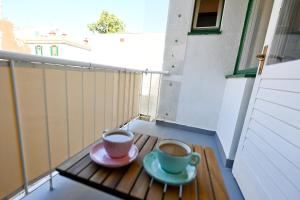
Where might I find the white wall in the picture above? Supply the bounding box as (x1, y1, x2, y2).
(58, 44, 90, 61)
(217, 78, 254, 160)
(89, 33, 165, 71)
(158, 0, 250, 131)
(27, 43, 90, 61)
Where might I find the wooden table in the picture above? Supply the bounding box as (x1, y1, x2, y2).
(57, 133, 229, 200)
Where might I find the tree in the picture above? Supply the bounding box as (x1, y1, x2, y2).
(88, 11, 125, 33)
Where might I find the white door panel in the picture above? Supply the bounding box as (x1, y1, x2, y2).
(233, 0, 300, 199)
(244, 138, 299, 199)
(234, 60, 300, 200)
(256, 88, 300, 110)
(234, 155, 271, 200)
(249, 120, 300, 168)
(254, 99, 300, 128)
(260, 79, 300, 93)
(262, 60, 300, 79)
(247, 129, 300, 187)
(243, 139, 289, 200)
(252, 110, 300, 148)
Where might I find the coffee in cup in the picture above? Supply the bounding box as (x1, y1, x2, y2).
(103, 129, 134, 158)
(159, 143, 189, 156)
(156, 139, 200, 174)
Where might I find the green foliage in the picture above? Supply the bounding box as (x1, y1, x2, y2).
(87, 11, 125, 33)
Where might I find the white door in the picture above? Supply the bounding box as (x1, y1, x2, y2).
(233, 0, 300, 199)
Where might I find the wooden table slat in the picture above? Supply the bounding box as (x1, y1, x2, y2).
(164, 185, 179, 200)
(116, 136, 158, 194)
(204, 147, 229, 200)
(102, 166, 128, 188)
(101, 134, 149, 189)
(194, 145, 214, 200)
(57, 142, 95, 171)
(146, 181, 164, 200)
(90, 167, 111, 184)
(133, 133, 142, 143)
(135, 135, 150, 150)
(182, 177, 197, 200)
(130, 170, 151, 199)
(77, 162, 99, 179)
(182, 145, 197, 200)
(67, 155, 92, 175)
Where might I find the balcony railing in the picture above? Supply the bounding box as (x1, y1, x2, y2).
(0, 50, 168, 199)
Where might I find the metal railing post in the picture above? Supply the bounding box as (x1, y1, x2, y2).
(122, 72, 127, 125)
(116, 71, 120, 127)
(93, 71, 96, 141)
(155, 74, 162, 119)
(9, 60, 29, 194)
(111, 72, 114, 128)
(147, 73, 153, 117)
(64, 70, 71, 157)
(131, 72, 136, 119)
(81, 71, 84, 148)
(127, 73, 133, 131)
(138, 72, 144, 117)
(42, 68, 54, 191)
(104, 71, 107, 129)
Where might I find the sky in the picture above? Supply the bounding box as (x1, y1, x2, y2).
(3, 0, 169, 36)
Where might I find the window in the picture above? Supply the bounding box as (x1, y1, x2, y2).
(35, 45, 43, 55)
(190, 0, 225, 34)
(50, 45, 59, 56)
(267, 0, 300, 65)
(231, 0, 274, 77)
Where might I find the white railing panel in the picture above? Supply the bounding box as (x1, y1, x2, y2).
(44, 69, 69, 168)
(67, 70, 84, 156)
(95, 71, 106, 139)
(0, 51, 166, 198)
(0, 64, 24, 199)
(83, 71, 96, 147)
(15, 65, 50, 182)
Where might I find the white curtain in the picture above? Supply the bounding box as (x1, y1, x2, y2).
(267, 0, 300, 64)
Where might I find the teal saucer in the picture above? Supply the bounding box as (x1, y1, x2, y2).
(143, 151, 197, 185)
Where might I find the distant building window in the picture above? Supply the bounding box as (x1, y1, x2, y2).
(50, 45, 59, 56)
(191, 0, 225, 34)
(35, 45, 43, 56)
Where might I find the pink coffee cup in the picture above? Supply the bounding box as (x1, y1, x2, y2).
(102, 129, 134, 158)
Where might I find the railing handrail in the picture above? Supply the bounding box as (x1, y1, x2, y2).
(0, 50, 169, 75)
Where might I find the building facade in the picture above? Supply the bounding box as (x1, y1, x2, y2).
(23, 32, 91, 61)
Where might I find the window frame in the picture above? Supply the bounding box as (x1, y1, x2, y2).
(35, 45, 43, 56)
(189, 0, 225, 35)
(230, 0, 256, 78)
(50, 45, 59, 56)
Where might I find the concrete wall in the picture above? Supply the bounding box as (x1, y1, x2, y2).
(158, 0, 249, 131)
(217, 78, 254, 161)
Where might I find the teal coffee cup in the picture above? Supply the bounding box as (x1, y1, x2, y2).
(156, 139, 200, 174)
